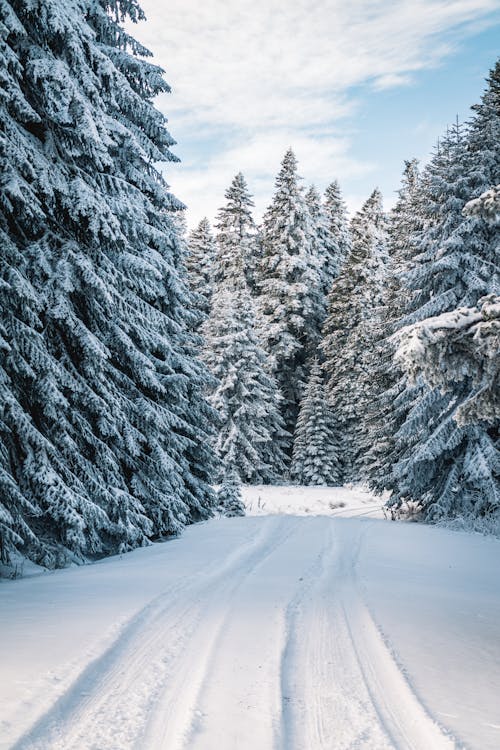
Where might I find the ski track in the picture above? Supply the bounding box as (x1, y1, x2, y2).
(10, 516, 459, 750)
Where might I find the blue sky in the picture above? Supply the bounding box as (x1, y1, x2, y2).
(128, 1, 500, 226)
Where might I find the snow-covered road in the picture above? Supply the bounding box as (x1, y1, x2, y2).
(1, 487, 500, 750)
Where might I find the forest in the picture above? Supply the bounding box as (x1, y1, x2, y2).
(0, 0, 498, 572)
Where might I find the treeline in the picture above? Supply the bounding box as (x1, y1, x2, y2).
(191, 61, 499, 526)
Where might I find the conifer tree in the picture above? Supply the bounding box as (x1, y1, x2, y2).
(0, 0, 217, 567)
(389, 87, 500, 521)
(256, 149, 322, 433)
(323, 180, 351, 279)
(290, 359, 342, 485)
(202, 284, 289, 483)
(363, 160, 425, 491)
(321, 189, 388, 481)
(305, 185, 336, 302)
(217, 467, 245, 517)
(214, 173, 261, 292)
(186, 218, 216, 323)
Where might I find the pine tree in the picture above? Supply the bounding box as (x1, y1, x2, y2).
(0, 0, 217, 567)
(186, 217, 216, 324)
(256, 149, 322, 433)
(321, 189, 388, 481)
(214, 172, 261, 292)
(202, 284, 289, 483)
(217, 467, 245, 517)
(323, 180, 351, 278)
(290, 359, 342, 485)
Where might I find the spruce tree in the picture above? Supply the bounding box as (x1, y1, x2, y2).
(321, 189, 388, 481)
(390, 89, 500, 521)
(256, 149, 322, 433)
(217, 467, 245, 517)
(0, 0, 217, 567)
(305, 185, 337, 302)
(290, 359, 342, 485)
(202, 284, 289, 483)
(323, 180, 351, 279)
(214, 172, 260, 292)
(363, 160, 425, 491)
(186, 218, 216, 324)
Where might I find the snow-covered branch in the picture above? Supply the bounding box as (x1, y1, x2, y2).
(396, 295, 500, 424)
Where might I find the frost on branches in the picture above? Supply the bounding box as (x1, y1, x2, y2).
(0, 0, 217, 568)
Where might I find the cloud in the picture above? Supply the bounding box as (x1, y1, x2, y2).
(127, 0, 499, 225)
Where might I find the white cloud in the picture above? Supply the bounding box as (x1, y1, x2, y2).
(127, 0, 499, 225)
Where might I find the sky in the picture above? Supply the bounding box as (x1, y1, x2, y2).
(126, 0, 500, 227)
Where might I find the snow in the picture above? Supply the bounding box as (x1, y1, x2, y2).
(1, 486, 500, 750)
(243, 483, 386, 518)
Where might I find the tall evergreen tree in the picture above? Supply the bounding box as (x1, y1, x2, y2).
(390, 89, 500, 521)
(214, 172, 260, 292)
(290, 358, 342, 485)
(186, 217, 216, 323)
(323, 180, 351, 278)
(305, 185, 337, 301)
(0, 0, 216, 567)
(363, 160, 425, 491)
(256, 149, 322, 433)
(321, 189, 388, 481)
(202, 285, 289, 483)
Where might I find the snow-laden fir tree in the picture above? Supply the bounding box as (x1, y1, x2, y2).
(186, 218, 216, 324)
(202, 284, 289, 483)
(362, 160, 425, 491)
(256, 149, 323, 434)
(323, 180, 351, 278)
(217, 467, 245, 517)
(214, 172, 261, 292)
(0, 0, 217, 568)
(321, 189, 388, 481)
(203, 177, 289, 481)
(389, 86, 500, 522)
(305, 185, 339, 302)
(290, 358, 342, 485)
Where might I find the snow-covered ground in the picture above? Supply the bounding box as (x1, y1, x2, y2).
(1, 486, 500, 750)
(243, 483, 386, 518)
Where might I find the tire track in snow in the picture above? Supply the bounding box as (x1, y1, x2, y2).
(12, 515, 460, 750)
(138, 516, 306, 750)
(340, 524, 457, 750)
(174, 516, 333, 750)
(279, 519, 392, 750)
(279, 519, 457, 750)
(11, 516, 294, 750)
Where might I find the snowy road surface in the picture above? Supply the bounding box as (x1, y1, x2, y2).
(1, 487, 500, 750)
